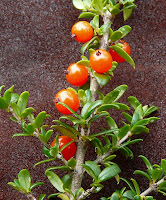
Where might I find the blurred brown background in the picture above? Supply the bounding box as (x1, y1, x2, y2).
(0, 0, 165, 199)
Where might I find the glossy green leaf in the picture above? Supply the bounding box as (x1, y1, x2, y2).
(143, 106, 158, 117)
(103, 91, 119, 104)
(30, 182, 44, 190)
(38, 194, 46, 200)
(77, 60, 90, 67)
(3, 89, 12, 104)
(45, 171, 64, 192)
(83, 100, 104, 119)
(128, 96, 141, 110)
(17, 91, 29, 113)
(60, 115, 81, 125)
(78, 89, 87, 106)
(12, 133, 30, 138)
(11, 102, 21, 117)
(27, 123, 35, 134)
(131, 105, 143, 127)
(110, 31, 123, 42)
(104, 155, 116, 162)
(85, 161, 101, 178)
(21, 107, 35, 119)
(58, 194, 70, 200)
(81, 101, 93, 118)
(94, 72, 110, 87)
(0, 85, 5, 93)
(120, 146, 133, 158)
(108, 4, 121, 15)
(98, 22, 112, 35)
(45, 130, 53, 142)
(97, 103, 129, 112)
(123, 190, 136, 199)
(118, 25, 132, 38)
(0, 97, 9, 109)
(134, 117, 159, 126)
(67, 158, 77, 170)
(92, 0, 103, 13)
(8, 182, 26, 194)
(131, 178, 140, 195)
(90, 15, 99, 29)
(98, 165, 121, 182)
(110, 44, 135, 68)
(43, 146, 52, 158)
(134, 170, 152, 181)
(51, 125, 77, 141)
(122, 112, 132, 123)
(120, 178, 135, 191)
(80, 36, 98, 55)
(10, 93, 19, 103)
(118, 124, 130, 139)
(152, 168, 162, 182)
(34, 158, 55, 167)
(131, 125, 149, 135)
(79, 12, 95, 18)
(83, 0, 92, 7)
(34, 111, 46, 128)
(72, 0, 87, 10)
(88, 111, 109, 126)
(123, 5, 134, 21)
(110, 192, 119, 200)
(82, 163, 98, 181)
(18, 169, 31, 193)
(139, 155, 153, 173)
(161, 159, 166, 174)
(50, 146, 59, 158)
(90, 129, 118, 138)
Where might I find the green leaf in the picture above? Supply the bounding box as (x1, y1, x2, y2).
(92, 0, 103, 14)
(60, 115, 81, 125)
(118, 25, 132, 38)
(72, 0, 87, 10)
(77, 60, 90, 67)
(97, 103, 129, 112)
(79, 12, 95, 18)
(17, 91, 29, 113)
(161, 159, 166, 174)
(131, 105, 143, 127)
(123, 6, 133, 21)
(90, 15, 99, 29)
(120, 146, 133, 158)
(83, 0, 92, 8)
(110, 192, 119, 200)
(80, 36, 99, 55)
(45, 130, 53, 142)
(26, 123, 35, 134)
(98, 165, 121, 182)
(50, 146, 59, 158)
(12, 133, 30, 138)
(18, 169, 31, 193)
(94, 72, 110, 87)
(8, 182, 26, 194)
(0, 97, 9, 109)
(143, 106, 158, 117)
(110, 44, 135, 68)
(131, 178, 140, 195)
(21, 107, 35, 119)
(134, 117, 159, 126)
(105, 116, 119, 135)
(110, 31, 123, 42)
(0, 85, 5, 93)
(67, 158, 77, 170)
(128, 96, 141, 110)
(38, 194, 46, 200)
(81, 101, 93, 118)
(45, 171, 64, 192)
(120, 177, 135, 191)
(85, 161, 101, 178)
(134, 170, 152, 182)
(78, 89, 87, 106)
(34, 111, 46, 128)
(34, 158, 55, 167)
(123, 190, 136, 199)
(118, 124, 130, 139)
(139, 155, 153, 173)
(82, 164, 98, 181)
(10, 93, 19, 103)
(51, 125, 77, 141)
(88, 111, 109, 126)
(122, 112, 132, 123)
(98, 22, 112, 35)
(43, 146, 52, 158)
(58, 194, 70, 200)
(152, 168, 162, 182)
(83, 100, 104, 119)
(104, 85, 128, 103)
(30, 182, 44, 190)
(11, 102, 21, 117)
(131, 125, 149, 135)
(46, 166, 71, 172)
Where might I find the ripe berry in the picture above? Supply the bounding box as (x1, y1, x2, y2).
(109, 40, 131, 63)
(54, 89, 79, 114)
(51, 136, 77, 161)
(89, 49, 113, 73)
(71, 21, 93, 43)
(66, 63, 89, 86)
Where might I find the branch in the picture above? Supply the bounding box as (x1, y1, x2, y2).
(140, 176, 166, 197)
(26, 193, 37, 200)
(77, 186, 96, 200)
(94, 131, 132, 164)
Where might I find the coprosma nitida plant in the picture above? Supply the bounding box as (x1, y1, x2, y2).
(0, 0, 165, 200)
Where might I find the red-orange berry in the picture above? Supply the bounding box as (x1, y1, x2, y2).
(54, 89, 79, 114)
(71, 21, 93, 43)
(51, 136, 77, 160)
(89, 49, 113, 73)
(109, 40, 131, 63)
(66, 63, 88, 86)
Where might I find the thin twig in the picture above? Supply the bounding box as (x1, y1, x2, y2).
(26, 193, 37, 200)
(140, 176, 166, 197)
(77, 186, 96, 200)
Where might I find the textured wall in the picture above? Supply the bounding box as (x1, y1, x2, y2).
(0, 0, 165, 199)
